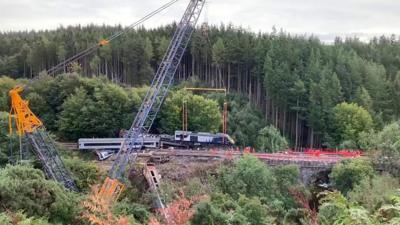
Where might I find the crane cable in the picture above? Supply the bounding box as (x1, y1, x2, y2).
(106, 0, 179, 42)
(46, 0, 180, 75)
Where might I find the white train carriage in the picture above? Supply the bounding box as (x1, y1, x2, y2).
(78, 136, 160, 151)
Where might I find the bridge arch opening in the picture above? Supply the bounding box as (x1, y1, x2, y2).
(307, 169, 332, 211)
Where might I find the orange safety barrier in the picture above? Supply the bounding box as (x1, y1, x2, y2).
(243, 147, 254, 154)
(304, 149, 362, 158)
(210, 148, 218, 156)
(224, 150, 234, 160)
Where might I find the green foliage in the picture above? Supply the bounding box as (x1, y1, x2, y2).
(0, 111, 11, 166)
(0, 111, 18, 167)
(236, 195, 275, 225)
(209, 156, 307, 224)
(163, 90, 266, 147)
(318, 191, 377, 225)
(0, 165, 79, 224)
(2, 25, 400, 147)
(191, 193, 275, 225)
(393, 72, 400, 118)
(349, 174, 399, 212)
(0, 212, 51, 225)
(272, 165, 300, 191)
(308, 69, 344, 145)
(369, 121, 400, 155)
(62, 156, 103, 191)
(2, 23, 400, 225)
(355, 87, 373, 113)
(26, 74, 82, 131)
(57, 87, 93, 140)
(217, 155, 276, 200)
(0, 74, 148, 141)
(376, 191, 400, 224)
(159, 90, 221, 134)
(359, 121, 400, 178)
(330, 158, 375, 195)
(57, 78, 134, 140)
(272, 165, 301, 208)
(0, 76, 19, 111)
(212, 38, 226, 66)
(228, 98, 266, 147)
(255, 125, 288, 152)
(183, 177, 211, 199)
(113, 198, 150, 224)
(0, 213, 11, 225)
(333, 102, 373, 145)
(191, 200, 228, 225)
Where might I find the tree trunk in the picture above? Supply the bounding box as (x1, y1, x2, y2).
(295, 100, 299, 150)
(227, 64, 231, 92)
(283, 109, 286, 136)
(310, 129, 314, 149)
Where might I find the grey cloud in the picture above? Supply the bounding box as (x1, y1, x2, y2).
(0, 0, 399, 42)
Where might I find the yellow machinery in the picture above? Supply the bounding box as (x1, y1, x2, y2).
(8, 86, 78, 191)
(9, 86, 43, 136)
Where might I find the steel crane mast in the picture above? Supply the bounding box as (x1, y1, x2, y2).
(9, 86, 78, 191)
(98, 0, 206, 202)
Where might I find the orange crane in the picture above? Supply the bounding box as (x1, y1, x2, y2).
(7, 0, 182, 192)
(9, 1, 206, 222)
(8, 86, 78, 191)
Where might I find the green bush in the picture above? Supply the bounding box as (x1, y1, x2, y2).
(63, 157, 103, 191)
(0, 165, 79, 224)
(0, 212, 51, 225)
(217, 155, 277, 200)
(349, 174, 399, 212)
(158, 90, 222, 134)
(256, 125, 288, 153)
(113, 198, 150, 224)
(333, 102, 373, 145)
(330, 158, 375, 195)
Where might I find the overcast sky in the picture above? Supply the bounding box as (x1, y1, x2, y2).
(1, 0, 399, 43)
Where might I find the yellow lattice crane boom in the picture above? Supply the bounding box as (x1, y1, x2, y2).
(9, 86, 43, 136)
(8, 86, 78, 191)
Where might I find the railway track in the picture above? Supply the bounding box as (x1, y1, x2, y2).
(143, 149, 361, 165)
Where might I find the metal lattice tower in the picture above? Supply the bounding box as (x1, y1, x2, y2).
(109, 0, 206, 180)
(27, 130, 78, 191)
(9, 86, 78, 191)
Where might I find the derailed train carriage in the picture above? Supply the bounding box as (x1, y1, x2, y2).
(78, 130, 235, 155)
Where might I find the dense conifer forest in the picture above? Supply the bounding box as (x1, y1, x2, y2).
(1, 24, 400, 225)
(1, 24, 400, 147)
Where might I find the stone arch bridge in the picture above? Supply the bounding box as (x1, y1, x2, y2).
(143, 149, 361, 184)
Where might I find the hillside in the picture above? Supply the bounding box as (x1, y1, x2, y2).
(0, 22, 400, 225)
(2, 25, 400, 147)
(0, 72, 399, 224)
